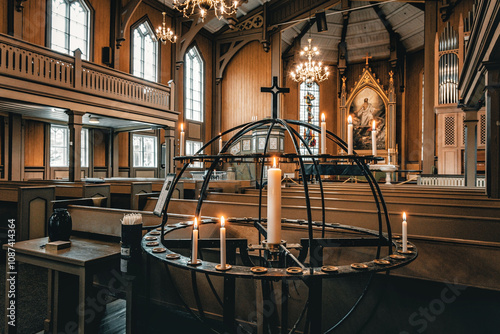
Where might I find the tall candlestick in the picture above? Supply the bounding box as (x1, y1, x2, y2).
(371, 120, 377, 157)
(321, 113, 326, 154)
(267, 157, 282, 244)
(220, 216, 226, 268)
(219, 133, 223, 152)
(180, 123, 185, 156)
(402, 212, 407, 252)
(191, 217, 198, 263)
(347, 115, 353, 155)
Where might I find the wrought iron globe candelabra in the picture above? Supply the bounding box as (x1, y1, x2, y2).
(142, 117, 417, 333)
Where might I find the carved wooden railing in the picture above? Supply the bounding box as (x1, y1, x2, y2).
(0, 33, 174, 111)
(418, 174, 485, 187)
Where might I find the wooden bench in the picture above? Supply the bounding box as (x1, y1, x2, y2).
(0, 184, 55, 241)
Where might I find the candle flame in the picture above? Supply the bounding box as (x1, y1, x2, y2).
(194, 217, 198, 229)
(321, 113, 326, 122)
(273, 157, 277, 168)
(372, 120, 376, 131)
(181, 123, 184, 132)
(221, 216, 225, 228)
(403, 212, 406, 221)
(348, 115, 352, 124)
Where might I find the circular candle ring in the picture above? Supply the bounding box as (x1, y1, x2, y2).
(167, 224, 178, 228)
(373, 259, 391, 265)
(166, 253, 180, 260)
(149, 231, 161, 236)
(250, 266, 268, 274)
(215, 264, 232, 271)
(397, 250, 414, 255)
(179, 222, 188, 226)
(146, 241, 159, 247)
(145, 236, 157, 241)
(390, 254, 406, 260)
(392, 235, 401, 239)
(152, 247, 166, 253)
(156, 227, 163, 231)
(351, 263, 368, 270)
(321, 265, 339, 273)
(187, 259, 202, 266)
(286, 267, 304, 275)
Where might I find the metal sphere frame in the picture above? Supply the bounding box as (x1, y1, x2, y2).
(142, 117, 417, 333)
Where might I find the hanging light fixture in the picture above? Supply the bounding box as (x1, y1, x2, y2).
(156, 12, 177, 44)
(290, 38, 329, 86)
(172, 0, 239, 21)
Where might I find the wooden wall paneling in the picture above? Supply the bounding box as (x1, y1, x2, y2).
(93, 128, 107, 167)
(405, 50, 425, 166)
(221, 41, 272, 140)
(118, 132, 129, 167)
(320, 67, 337, 155)
(23, 120, 45, 167)
(195, 35, 213, 145)
(22, 0, 46, 46)
(0, 0, 7, 34)
(90, 0, 111, 65)
(283, 67, 300, 153)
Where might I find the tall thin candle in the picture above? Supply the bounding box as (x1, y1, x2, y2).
(371, 120, 377, 157)
(267, 157, 282, 244)
(180, 123, 185, 156)
(402, 212, 408, 252)
(219, 133, 223, 152)
(321, 113, 326, 154)
(220, 216, 226, 268)
(347, 115, 353, 155)
(191, 217, 198, 263)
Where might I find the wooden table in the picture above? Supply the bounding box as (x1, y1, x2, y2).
(3, 237, 120, 334)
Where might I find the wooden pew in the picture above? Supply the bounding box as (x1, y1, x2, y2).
(106, 181, 152, 210)
(0, 185, 55, 241)
(180, 179, 255, 199)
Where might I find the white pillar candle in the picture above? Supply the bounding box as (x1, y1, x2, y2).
(402, 212, 407, 252)
(267, 157, 282, 244)
(219, 133, 223, 152)
(220, 216, 226, 268)
(347, 115, 353, 155)
(371, 120, 377, 157)
(180, 123, 185, 156)
(321, 113, 326, 155)
(191, 217, 198, 263)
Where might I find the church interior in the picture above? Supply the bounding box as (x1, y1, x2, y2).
(1, 0, 500, 333)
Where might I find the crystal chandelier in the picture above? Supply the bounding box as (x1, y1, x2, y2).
(173, 0, 239, 21)
(290, 39, 329, 86)
(156, 12, 177, 44)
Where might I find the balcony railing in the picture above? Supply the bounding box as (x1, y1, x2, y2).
(0, 33, 174, 111)
(418, 174, 485, 187)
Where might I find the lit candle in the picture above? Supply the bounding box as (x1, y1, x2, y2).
(371, 120, 377, 157)
(219, 133, 223, 152)
(347, 115, 353, 155)
(220, 216, 226, 268)
(267, 157, 282, 244)
(402, 212, 407, 252)
(321, 113, 326, 154)
(191, 217, 198, 263)
(180, 123, 185, 156)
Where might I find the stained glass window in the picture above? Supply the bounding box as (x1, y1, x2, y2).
(299, 81, 320, 156)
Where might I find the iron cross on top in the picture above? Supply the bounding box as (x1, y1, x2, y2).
(261, 76, 289, 119)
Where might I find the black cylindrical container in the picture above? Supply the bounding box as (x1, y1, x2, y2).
(121, 223, 143, 274)
(48, 208, 72, 242)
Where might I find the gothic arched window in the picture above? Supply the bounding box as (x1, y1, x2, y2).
(50, 0, 91, 60)
(184, 46, 204, 122)
(132, 21, 158, 82)
(299, 81, 320, 155)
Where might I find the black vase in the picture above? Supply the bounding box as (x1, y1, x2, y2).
(48, 208, 72, 242)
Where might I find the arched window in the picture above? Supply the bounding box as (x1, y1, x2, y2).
(299, 81, 320, 155)
(132, 21, 158, 82)
(50, 0, 91, 60)
(184, 46, 204, 122)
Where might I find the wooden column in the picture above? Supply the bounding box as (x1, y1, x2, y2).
(8, 113, 23, 181)
(163, 127, 175, 174)
(66, 111, 84, 182)
(213, 78, 223, 155)
(463, 109, 478, 187)
(7, 0, 23, 39)
(485, 63, 500, 198)
(423, 0, 437, 174)
(112, 130, 120, 177)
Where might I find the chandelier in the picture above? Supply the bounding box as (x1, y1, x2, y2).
(290, 38, 329, 86)
(173, 0, 239, 21)
(156, 12, 177, 44)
